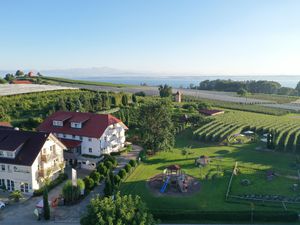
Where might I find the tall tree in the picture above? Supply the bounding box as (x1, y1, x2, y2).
(43, 187, 50, 220)
(139, 100, 175, 151)
(80, 192, 156, 225)
(121, 94, 128, 106)
(15, 70, 24, 77)
(158, 84, 172, 97)
(4, 73, 14, 82)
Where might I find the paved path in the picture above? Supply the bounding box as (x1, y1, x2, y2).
(0, 145, 142, 225)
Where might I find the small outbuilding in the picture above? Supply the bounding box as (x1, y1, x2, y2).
(195, 155, 210, 166)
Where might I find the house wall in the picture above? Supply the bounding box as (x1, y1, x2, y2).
(0, 135, 65, 195)
(54, 122, 126, 156)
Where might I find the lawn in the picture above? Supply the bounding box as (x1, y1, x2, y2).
(120, 129, 300, 213)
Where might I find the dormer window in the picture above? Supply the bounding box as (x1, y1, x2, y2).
(71, 122, 82, 129)
(53, 120, 63, 127)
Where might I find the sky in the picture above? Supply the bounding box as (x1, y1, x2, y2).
(0, 0, 300, 75)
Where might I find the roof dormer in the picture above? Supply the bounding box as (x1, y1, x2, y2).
(52, 114, 72, 127)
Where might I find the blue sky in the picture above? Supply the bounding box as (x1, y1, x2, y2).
(0, 0, 300, 75)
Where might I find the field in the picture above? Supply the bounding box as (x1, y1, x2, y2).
(193, 110, 300, 151)
(120, 130, 300, 214)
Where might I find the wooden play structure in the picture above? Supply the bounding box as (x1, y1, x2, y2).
(161, 164, 188, 193)
(195, 155, 210, 167)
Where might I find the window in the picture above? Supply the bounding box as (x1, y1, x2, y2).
(72, 135, 76, 139)
(53, 120, 63, 127)
(6, 180, 14, 191)
(89, 148, 92, 153)
(1, 165, 5, 171)
(0, 151, 3, 156)
(88, 138, 92, 142)
(21, 183, 29, 193)
(0, 179, 4, 186)
(63, 134, 66, 138)
(79, 136, 83, 141)
(6, 152, 13, 158)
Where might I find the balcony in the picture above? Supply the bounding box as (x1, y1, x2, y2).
(41, 152, 59, 162)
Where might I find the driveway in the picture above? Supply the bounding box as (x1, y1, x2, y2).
(0, 145, 142, 225)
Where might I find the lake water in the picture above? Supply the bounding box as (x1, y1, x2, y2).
(81, 75, 300, 88)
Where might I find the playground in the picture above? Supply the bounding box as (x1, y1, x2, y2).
(147, 164, 201, 196)
(120, 130, 300, 212)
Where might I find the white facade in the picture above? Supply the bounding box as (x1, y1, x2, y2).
(55, 122, 126, 156)
(0, 134, 65, 195)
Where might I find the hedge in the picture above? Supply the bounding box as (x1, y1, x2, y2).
(33, 173, 68, 196)
(152, 210, 298, 222)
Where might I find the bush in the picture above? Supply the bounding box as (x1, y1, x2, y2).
(152, 210, 298, 222)
(129, 159, 137, 167)
(96, 163, 108, 175)
(124, 163, 132, 173)
(77, 179, 85, 193)
(104, 160, 114, 170)
(114, 175, 121, 187)
(83, 176, 95, 191)
(33, 173, 68, 196)
(99, 175, 105, 182)
(103, 177, 113, 197)
(90, 171, 101, 185)
(62, 180, 81, 203)
(118, 169, 127, 179)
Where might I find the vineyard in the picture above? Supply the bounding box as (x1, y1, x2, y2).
(193, 110, 300, 152)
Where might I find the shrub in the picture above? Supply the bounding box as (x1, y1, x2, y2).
(77, 179, 85, 193)
(118, 169, 127, 179)
(10, 190, 22, 202)
(90, 171, 101, 185)
(62, 180, 81, 203)
(114, 175, 121, 187)
(33, 173, 68, 196)
(124, 163, 132, 173)
(97, 163, 108, 175)
(83, 176, 95, 191)
(104, 160, 113, 170)
(103, 176, 113, 197)
(99, 175, 105, 182)
(129, 159, 137, 167)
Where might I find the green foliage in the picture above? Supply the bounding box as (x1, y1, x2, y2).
(139, 100, 175, 151)
(124, 163, 132, 173)
(33, 173, 68, 196)
(158, 84, 172, 97)
(83, 176, 95, 191)
(80, 192, 157, 225)
(90, 171, 101, 184)
(9, 190, 22, 202)
(121, 94, 129, 106)
(103, 175, 113, 197)
(118, 169, 127, 179)
(129, 159, 137, 167)
(62, 180, 82, 203)
(135, 91, 146, 97)
(237, 88, 248, 97)
(43, 187, 50, 220)
(97, 163, 108, 175)
(114, 175, 121, 187)
(104, 160, 113, 170)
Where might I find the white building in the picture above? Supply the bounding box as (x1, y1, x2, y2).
(0, 129, 66, 194)
(38, 111, 128, 169)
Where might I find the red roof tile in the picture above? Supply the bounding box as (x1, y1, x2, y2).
(60, 139, 81, 148)
(11, 80, 32, 84)
(38, 111, 128, 138)
(0, 122, 12, 127)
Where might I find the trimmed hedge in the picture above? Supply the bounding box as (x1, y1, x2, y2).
(152, 210, 298, 222)
(33, 173, 68, 196)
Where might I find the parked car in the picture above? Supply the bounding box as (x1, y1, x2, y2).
(0, 201, 5, 209)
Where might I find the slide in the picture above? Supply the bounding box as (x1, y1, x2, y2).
(160, 176, 170, 193)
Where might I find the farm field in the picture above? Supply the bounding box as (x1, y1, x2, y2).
(0, 84, 77, 96)
(194, 110, 300, 152)
(120, 130, 300, 213)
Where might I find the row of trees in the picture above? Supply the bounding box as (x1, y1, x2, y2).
(191, 79, 299, 96)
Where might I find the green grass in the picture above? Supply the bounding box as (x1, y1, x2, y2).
(40, 76, 133, 88)
(121, 129, 300, 212)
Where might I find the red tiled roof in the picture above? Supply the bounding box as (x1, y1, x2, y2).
(167, 164, 181, 171)
(199, 109, 224, 116)
(0, 122, 12, 127)
(38, 111, 128, 138)
(60, 139, 81, 148)
(11, 80, 32, 84)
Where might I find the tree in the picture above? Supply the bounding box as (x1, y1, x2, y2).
(43, 187, 50, 220)
(139, 100, 175, 151)
(80, 192, 157, 225)
(158, 84, 172, 97)
(132, 94, 137, 103)
(0, 78, 7, 84)
(121, 94, 128, 106)
(15, 70, 24, 77)
(237, 88, 248, 97)
(4, 73, 14, 82)
(103, 175, 113, 197)
(296, 81, 300, 96)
